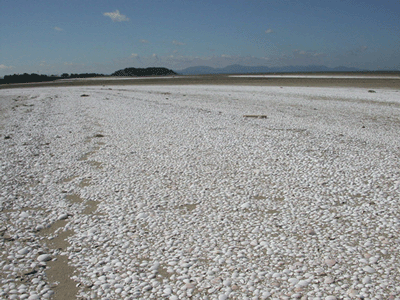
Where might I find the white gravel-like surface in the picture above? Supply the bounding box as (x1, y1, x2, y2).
(1, 85, 400, 300)
(230, 75, 400, 79)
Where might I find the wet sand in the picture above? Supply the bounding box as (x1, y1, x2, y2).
(1, 73, 400, 90)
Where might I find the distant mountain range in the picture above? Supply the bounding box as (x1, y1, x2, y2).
(176, 64, 363, 75)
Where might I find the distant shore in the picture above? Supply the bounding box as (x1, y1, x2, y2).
(1, 72, 400, 90)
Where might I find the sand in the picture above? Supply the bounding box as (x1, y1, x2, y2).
(1, 73, 400, 90)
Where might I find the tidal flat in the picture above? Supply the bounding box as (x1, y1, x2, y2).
(1, 80, 400, 299)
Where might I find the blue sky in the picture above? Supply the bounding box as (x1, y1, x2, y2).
(1, 0, 399, 76)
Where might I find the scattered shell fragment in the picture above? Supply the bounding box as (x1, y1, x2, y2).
(37, 254, 52, 262)
(1, 84, 399, 299)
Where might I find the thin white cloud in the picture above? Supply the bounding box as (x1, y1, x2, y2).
(293, 49, 325, 58)
(0, 64, 13, 70)
(265, 29, 273, 34)
(54, 27, 63, 31)
(172, 40, 185, 46)
(348, 46, 368, 56)
(152, 53, 160, 62)
(131, 54, 143, 63)
(140, 39, 149, 44)
(103, 10, 129, 22)
(64, 62, 85, 67)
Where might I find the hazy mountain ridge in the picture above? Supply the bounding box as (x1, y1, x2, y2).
(177, 64, 363, 75)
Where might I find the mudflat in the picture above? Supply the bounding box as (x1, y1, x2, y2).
(1, 73, 400, 90)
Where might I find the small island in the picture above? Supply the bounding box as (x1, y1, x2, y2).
(111, 67, 176, 77)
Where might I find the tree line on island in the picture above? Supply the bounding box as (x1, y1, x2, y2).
(0, 73, 106, 84)
(0, 67, 177, 84)
(111, 67, 176, 76)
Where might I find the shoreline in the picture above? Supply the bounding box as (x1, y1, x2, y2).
(1, 73, 400, 90)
